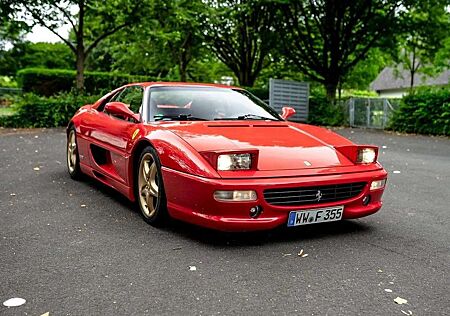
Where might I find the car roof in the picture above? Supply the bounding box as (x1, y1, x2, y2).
(127, 82, 242, 90)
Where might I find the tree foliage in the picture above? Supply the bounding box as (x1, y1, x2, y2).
(278, 0, 401, 100)
(203, 0, 276, 87)
(394, 0, 450, 88)
(0, 42, 73, 76)
(4, 0, 147, 90)
(0, 0, 448, 96)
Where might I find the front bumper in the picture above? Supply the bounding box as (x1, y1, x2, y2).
(162, 167, 387, 231)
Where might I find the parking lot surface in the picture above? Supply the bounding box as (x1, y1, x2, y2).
(1, 127, 449, 315)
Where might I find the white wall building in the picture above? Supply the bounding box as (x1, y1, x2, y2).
(370, 67, 449, 98)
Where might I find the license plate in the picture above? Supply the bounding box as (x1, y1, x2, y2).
(287, 206, 344, 227)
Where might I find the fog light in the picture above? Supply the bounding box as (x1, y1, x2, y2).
(249, 205, 262, 218)
(370, 179, 386, 191)
(214, 190, 257, 202)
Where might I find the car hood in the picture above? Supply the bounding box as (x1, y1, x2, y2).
(163, 121, 355, 171)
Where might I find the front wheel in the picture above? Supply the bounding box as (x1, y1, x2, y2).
(67, 127, 82, 180)
(135, 146, 168, 225)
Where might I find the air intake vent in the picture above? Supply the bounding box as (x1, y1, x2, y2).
(263, 182, 367, 206)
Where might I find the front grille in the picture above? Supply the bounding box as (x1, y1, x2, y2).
(263, 182, 367, 206)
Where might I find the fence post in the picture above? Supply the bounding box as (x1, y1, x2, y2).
(366, 98, 371, 128)
(349, 98, 354, 127)
(382, 99, 388, 128)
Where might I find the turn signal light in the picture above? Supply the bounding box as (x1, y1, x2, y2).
(370, 179, 387, 191)
(214, 190, 257, 202)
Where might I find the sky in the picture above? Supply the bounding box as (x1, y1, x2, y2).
(25, 25, 70, 43)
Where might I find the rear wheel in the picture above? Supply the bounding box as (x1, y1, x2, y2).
(135, 146, 168, 225)
(67, 127, 82, 180)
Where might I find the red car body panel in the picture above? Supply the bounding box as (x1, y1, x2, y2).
(68, 82, 388, 231)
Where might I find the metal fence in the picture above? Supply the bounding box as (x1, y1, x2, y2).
(269, 79, 309, 122)
(348, 98, 398, 129)
(0, 87, 22, 96)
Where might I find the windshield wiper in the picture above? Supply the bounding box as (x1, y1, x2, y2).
(214, 114, 279, 121)
(154, 114, 207, 121)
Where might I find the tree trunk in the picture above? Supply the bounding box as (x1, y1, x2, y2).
(410, 70, 415, 89)
(179, 51, 188, 82)
(76, 1, 85, 92)
(75, 49, 85, 91)
(237, 69, 255, 87)
(325, 82, 337, 103)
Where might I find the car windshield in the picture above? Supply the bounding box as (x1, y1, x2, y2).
(148, 86, 282, 122)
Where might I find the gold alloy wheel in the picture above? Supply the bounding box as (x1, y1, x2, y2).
(138, 153, 159, 218)
(67, 130, 78, 173)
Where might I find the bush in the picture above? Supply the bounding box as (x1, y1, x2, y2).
(308, 95, 346, 126)
(17, 68, 158, 96)
(0, 92, 101, 128)
(389, 87, 450, 136)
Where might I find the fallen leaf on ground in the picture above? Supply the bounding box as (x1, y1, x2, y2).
(80, 204, 86, 208)
(401, 310, 412, 315)
(394, 297, 408, 305)
(10, 193, 16, 196)
(384, 289, 393, 293)
(189, 266, 197, 271)
(40, 313, 50, 316)
(393, 170, 401, 174)
(298, 249, 304, 256)
(33, 167, 40, 171)
(301, 254, 308, 258)
(3, 297, 26, 307)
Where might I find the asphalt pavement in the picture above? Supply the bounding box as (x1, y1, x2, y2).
(0, 127, 449, 315)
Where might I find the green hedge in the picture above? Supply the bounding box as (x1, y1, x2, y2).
(17, 68, 158, 96)
(0, 92, 101, 128)
(389, 88, 450, 136)
(308, 95, 346, 126)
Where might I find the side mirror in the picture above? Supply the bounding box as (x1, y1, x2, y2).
(281, 106, 296, 120)
(104, 102, 140, 122)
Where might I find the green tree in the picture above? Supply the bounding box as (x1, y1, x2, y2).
(86, 0, 208, 82)
(278, 0, 402, 101)
(4, 0, 145, 90)
(395, 0, 450, 88)
(203, 0, 276, 87)
(0, 1, 30, 50)
(342, 48, 392, 91)
(0, 42, 73, 76)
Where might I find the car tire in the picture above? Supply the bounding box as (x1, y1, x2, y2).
(67, 127, 82, 180)
(135, 146, 168, 226)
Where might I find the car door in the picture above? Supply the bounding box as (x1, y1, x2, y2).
(87, 85, 144, 184)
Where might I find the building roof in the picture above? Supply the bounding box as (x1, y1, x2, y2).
(370, 67, 450, 91)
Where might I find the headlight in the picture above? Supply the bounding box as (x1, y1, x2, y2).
(357, 148, 376, 163)
(214, 190, 257, 201)
(217, 153, 252, 170)
(370, 179, 387, 190)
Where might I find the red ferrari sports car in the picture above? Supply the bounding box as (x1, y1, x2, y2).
(67, 82, 387, 231)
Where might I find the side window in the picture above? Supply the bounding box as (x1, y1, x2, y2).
(115, 86, 144, 114)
